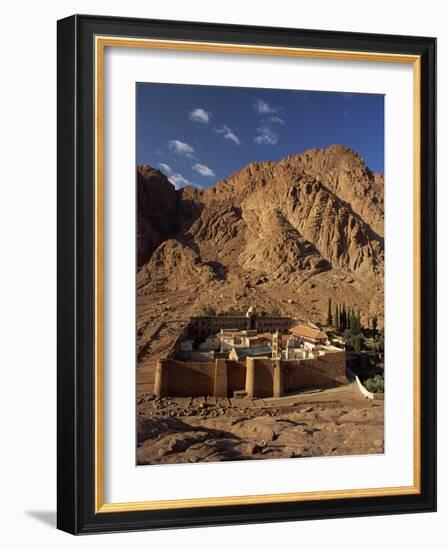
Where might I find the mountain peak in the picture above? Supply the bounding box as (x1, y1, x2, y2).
(137, 145, 384, 339)
(283, 144, 368, 172)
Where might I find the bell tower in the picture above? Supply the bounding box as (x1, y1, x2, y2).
(272, 331, 281, 360)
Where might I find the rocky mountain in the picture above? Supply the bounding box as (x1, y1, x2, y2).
(281, 145, 384, 237)
(137, 165, 179, 268)
(136, 145, 384, 360)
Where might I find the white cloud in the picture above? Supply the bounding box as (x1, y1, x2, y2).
(189, 108, 211, 124)
(168, 139, 195, 157)
(269, 115, 285, 125)
(253, 100, 284, 141)
(216, 125, 241, 145)
(254, 126, 279, 145)
(167, 172, 204, 190)
(192, 163, 216, 177)
(168, 173, 191, 189)
(158, 162, 172, 175)
(253, 99, 277, 114)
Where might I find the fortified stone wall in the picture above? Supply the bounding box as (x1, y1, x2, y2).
(175, 351, 215, 362)
(251, 359, 275, 398)
(154, 352, 347, 398)
(283, 352, 347, 392)
(155, 359, 215, 397)
(226, 360, 247, 395)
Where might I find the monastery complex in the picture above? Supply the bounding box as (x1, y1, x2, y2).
(154, 307, 348, 399)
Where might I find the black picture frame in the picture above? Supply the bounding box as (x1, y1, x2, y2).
(57, 14, 436, 534)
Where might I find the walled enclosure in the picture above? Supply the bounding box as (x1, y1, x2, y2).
(154, 352, 347, 398)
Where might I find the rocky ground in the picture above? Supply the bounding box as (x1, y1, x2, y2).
(137, 386, 384, 465)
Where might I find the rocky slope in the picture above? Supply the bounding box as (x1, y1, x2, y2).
(281, 145, 384, 237)
(137, 165, 180, 268)
(136, 145, 384, 370)
(137, 389, 384, 464)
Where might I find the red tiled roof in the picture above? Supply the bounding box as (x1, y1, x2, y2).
(290, 325, 327, 340)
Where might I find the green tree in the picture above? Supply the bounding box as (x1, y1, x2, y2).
(341, 303, 346, 332)
(326, 297, 333, 326)
(373, 330, 384, 353)
(372, 315, 378, 337)
(271, 306, 281, 316)
(352, 311, 357, 333)
(364, 374, 384, 393)
(350, 309, 361, 335)
(335, 304, 340, 332)
(353, 333, 363, 353)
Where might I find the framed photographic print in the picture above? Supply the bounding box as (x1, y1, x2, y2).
(57, 14, 436, 534)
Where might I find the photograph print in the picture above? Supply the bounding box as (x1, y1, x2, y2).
(136, 83, 385, 466)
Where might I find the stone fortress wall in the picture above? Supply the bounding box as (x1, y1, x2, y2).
(154, 352, 347, 399)
(154, 359, 216, 397)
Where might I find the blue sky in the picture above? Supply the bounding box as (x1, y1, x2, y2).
(136, 83, 384, 189)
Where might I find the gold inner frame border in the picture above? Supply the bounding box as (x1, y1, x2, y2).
(94, 36, 421, 513)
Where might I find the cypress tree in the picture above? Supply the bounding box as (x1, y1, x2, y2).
(351, 308, 357, 332)
(326, 297, 333, 326)
(372, 315, 378, 337)
(335, 304, 340, 332)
